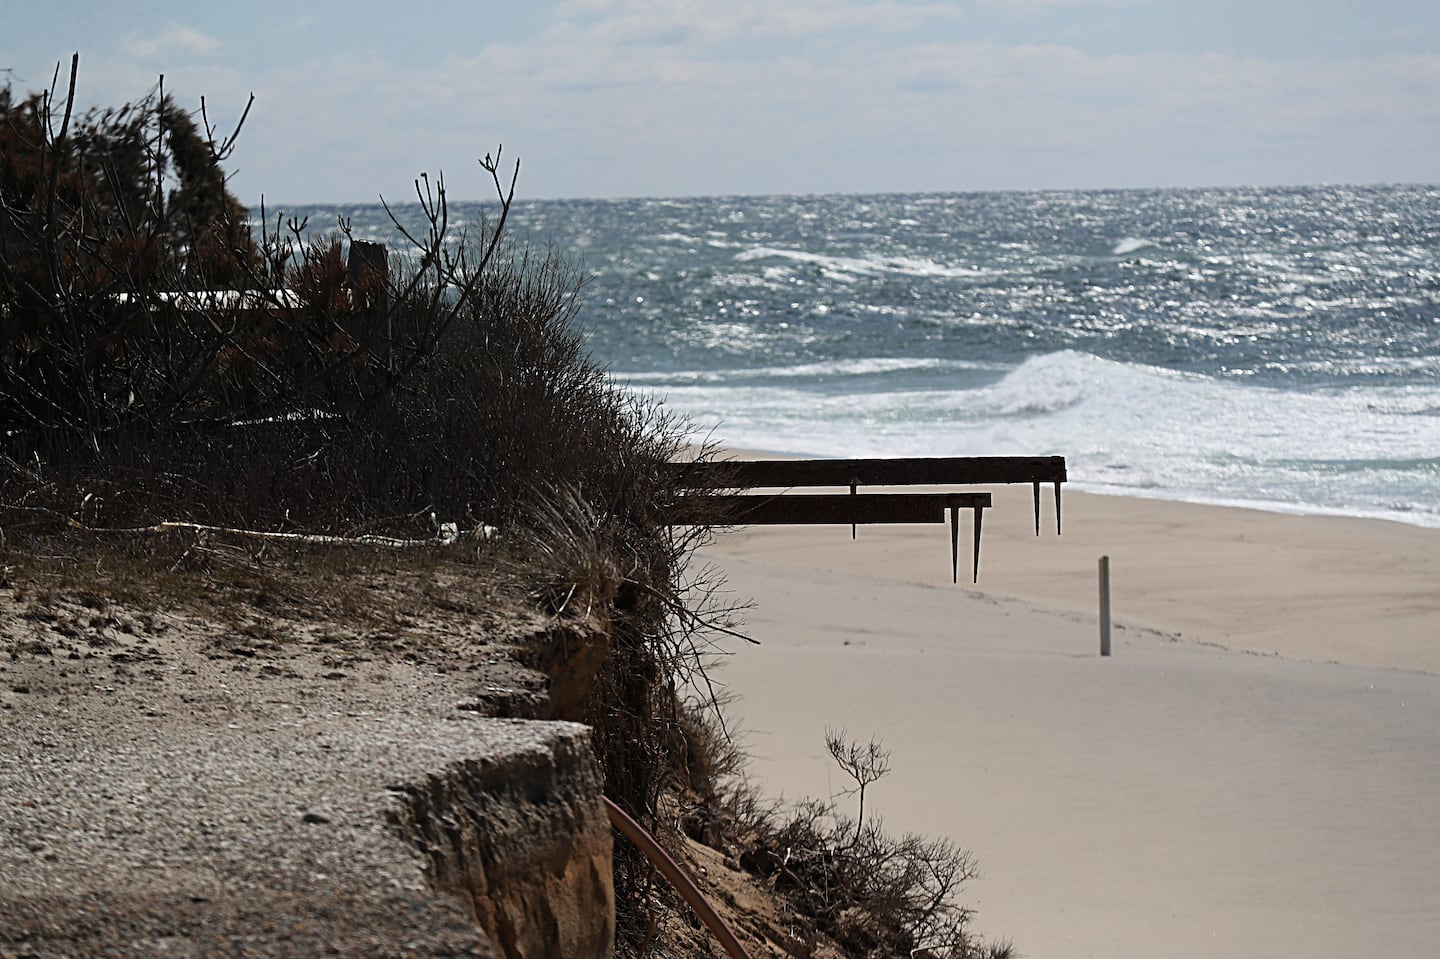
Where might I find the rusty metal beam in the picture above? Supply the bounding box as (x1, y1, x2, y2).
(666, 492, 992, 581)
(664, 456, 1065, 489)
(665, 492, 990, 527)
(666, 455, 1064, 536)
(659, 455, 1066, 582)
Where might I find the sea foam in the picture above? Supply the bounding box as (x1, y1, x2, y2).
(636, 350, 1440, 526)
(735, 246, 988, 279)
(293, 186, 1440, 526)
(1112, 237, 1156, 255)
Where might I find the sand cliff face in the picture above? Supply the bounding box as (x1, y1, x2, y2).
(0, 550, 616, 959)
(391, 730, 614, 959)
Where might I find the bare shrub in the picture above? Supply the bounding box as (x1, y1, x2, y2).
(0, 58, 679, 541)
(3, 59, 747, 954)
(740, 732, 1014, 959)
(826, 727, 892, 847)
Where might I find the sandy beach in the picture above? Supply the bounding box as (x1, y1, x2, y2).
(700, 483, 1440, 958)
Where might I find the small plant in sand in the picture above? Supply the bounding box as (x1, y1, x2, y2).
(826, 726, 893, 848)
(733, 730, 1014, 959)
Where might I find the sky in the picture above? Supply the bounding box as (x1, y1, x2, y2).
(3, 0, 1438, 204)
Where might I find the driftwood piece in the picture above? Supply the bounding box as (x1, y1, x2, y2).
(62, 518, 494, 548)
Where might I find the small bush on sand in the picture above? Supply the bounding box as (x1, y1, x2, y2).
(729, 731, 1015, 959)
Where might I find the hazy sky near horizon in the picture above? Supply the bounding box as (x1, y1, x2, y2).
(4, 1, 1438, 203)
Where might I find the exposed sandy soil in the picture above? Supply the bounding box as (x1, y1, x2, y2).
(0, 531, 862, 959)
(0, 533, 551, 958)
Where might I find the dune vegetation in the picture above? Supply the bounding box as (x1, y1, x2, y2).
(1, 59, 1007, 958)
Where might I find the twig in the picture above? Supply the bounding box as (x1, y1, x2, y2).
(200, 92, 254, 162)
(640, 579, 759, 646)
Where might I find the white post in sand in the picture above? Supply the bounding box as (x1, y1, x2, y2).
(1099, 555, 1112, 657)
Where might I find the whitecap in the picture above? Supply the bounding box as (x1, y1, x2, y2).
(612, 356, 1002, 385)
(1112, 237, 1156, 255)
(734, 246, 988, 279)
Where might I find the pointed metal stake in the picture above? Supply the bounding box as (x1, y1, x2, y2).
(950, 505, 960, 584)
(1032, 481, 1041, 536)
(972, 504, 984, 583)
(1099, 555, 1111, 656)
(850, 478, 859, 539)
(1055, 480, 1063, 535)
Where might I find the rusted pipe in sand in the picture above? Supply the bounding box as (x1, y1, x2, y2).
(604, 797, 755, 959)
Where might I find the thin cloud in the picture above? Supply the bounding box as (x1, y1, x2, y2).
(123, 24, 221, 61)
(314, 12, 1440, 192)
(553, 0, 966, 46)
(40, 1, 1438, 200)
(1382, 22, 1429, 42)
(979, 0, 1154, 8)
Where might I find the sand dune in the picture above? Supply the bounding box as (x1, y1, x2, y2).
(700, 487, 1440, 958)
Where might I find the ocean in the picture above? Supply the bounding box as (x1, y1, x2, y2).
(310, 184, 1440, 528)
